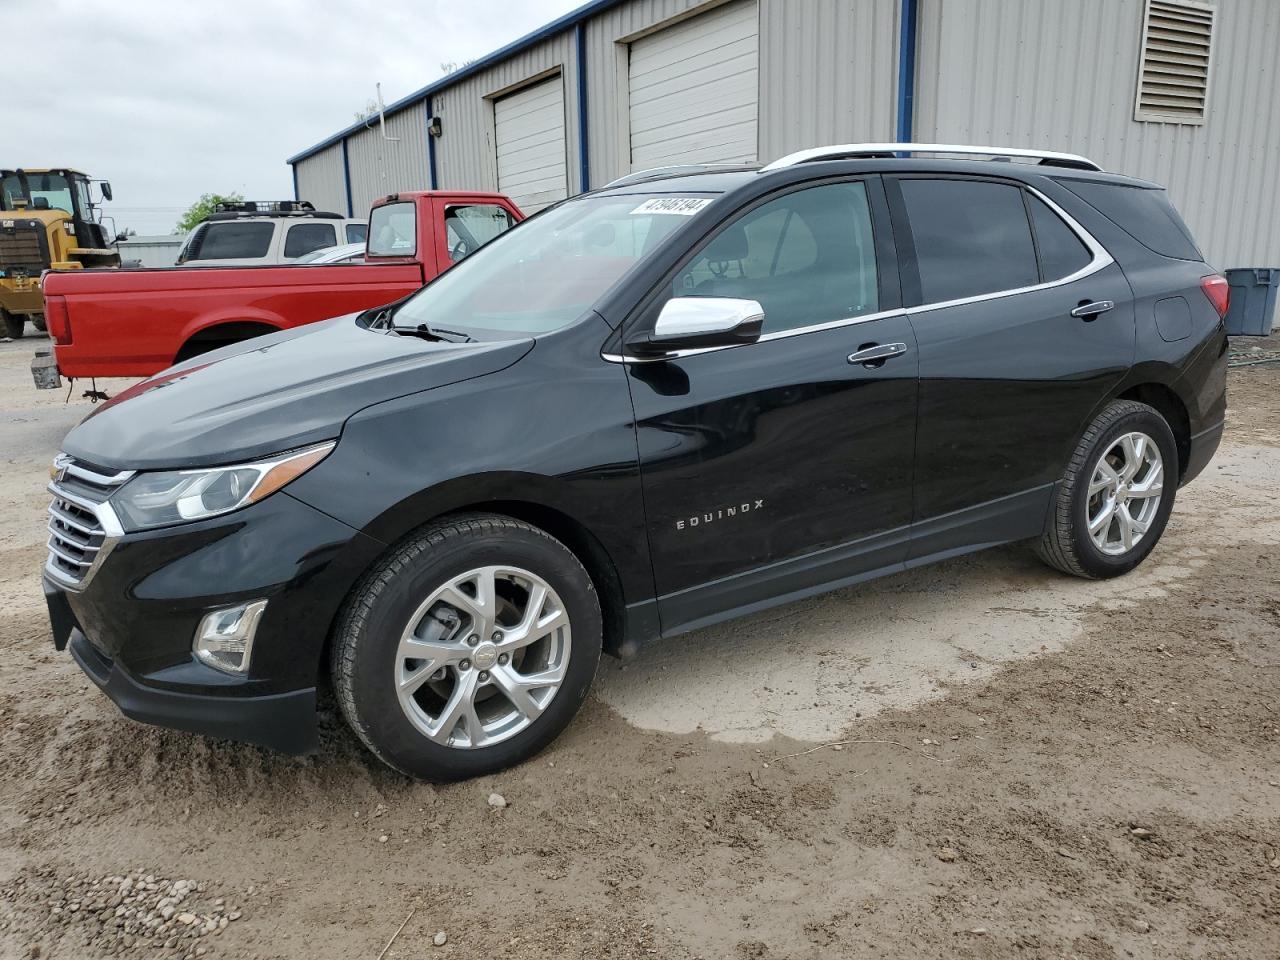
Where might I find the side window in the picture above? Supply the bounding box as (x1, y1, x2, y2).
(1026, 195, 1092, 281)
(186, 221, 274, 261)
(673, 181, 879, 335)
(899, 179, 1038, 303)
(368, 201, 417, 257)
(345, 222, 368, 244)
(444, 204, 516, 261)
(283, 222, 337, 259)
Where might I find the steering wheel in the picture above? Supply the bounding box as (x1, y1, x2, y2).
(450, 239, 473, 261)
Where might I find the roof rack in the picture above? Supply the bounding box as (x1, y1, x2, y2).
(206, 200, 344, 221)
(760, 143, 1102, 173)
(603, 163, 758, 189)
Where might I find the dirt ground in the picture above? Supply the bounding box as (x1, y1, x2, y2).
(1, 329, 1277, 960)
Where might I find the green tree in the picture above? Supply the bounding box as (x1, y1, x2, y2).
(175, 192, 243, 233)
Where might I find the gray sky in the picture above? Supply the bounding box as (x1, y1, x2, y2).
(12, 0, 582, 235)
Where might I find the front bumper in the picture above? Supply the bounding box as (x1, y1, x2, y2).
(44, 491, 386, 754)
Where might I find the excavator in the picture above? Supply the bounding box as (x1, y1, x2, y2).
(1, 168, 121, 338)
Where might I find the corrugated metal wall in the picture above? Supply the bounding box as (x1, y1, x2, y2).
(293, 142, 348, 215)
(434, 34, 582, 198)
(915, 0, 1280, 266)
(583, 0, 729, 186)
(758, 0, 899, 160)
(346, 101, 431, 216)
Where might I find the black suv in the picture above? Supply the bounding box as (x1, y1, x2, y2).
(44, 144, 1228, 780)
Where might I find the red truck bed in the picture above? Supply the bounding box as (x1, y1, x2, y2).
(40, 191, 521, 380)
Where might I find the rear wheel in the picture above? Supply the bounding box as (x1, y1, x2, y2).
(1, 309, 24, 339)
(331, 514, 602, 780)
(1037, 400, 1178, 579)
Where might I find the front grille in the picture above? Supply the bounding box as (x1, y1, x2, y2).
(45, 456, 133, 590)
(0, 219, 48, 274)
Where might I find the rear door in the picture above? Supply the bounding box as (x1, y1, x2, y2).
(885, 175, 1135, 555)
(624, 178, 919, 633)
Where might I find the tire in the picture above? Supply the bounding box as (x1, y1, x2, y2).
(1037, 400, 1179, 579)
(32, 315, 47, 333)
(1, 309, 24, 339)
(331, 513, 602, 780)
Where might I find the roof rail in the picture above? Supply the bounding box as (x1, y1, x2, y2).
(603, 163, 758, 189)
(760, 143, 1102, 173)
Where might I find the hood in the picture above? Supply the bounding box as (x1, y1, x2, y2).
(63, 315, 533, 469)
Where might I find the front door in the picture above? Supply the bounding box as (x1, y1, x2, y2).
(623, 179, 919, 634)
(885, 175, 1136, 554)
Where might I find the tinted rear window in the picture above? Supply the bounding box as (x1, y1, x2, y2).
(900, 178, 1039, 303)
(1062, 180, 1201, 261)
(283, 222, 337, 258)
(1027, 195, 1092, 281)
(345, 223, 367, 244)
(188, 221, 274, 260)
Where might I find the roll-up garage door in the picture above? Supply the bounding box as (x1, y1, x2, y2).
(628, 0, 759, 171)
(494, 76, 568, 213)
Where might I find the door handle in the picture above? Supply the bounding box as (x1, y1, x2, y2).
(847, 342, 908, 367)
(1070, 299, 1115, 319)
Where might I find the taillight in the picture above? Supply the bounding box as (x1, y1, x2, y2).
(1200, 274, 1230, 319)
(45, 295, 72, 345)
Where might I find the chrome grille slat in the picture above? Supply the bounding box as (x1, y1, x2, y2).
(47, 537, 93, 569)
(48, 517, 95, 548)
(49, 501, 98, 536)
(45, 455, 130, 590)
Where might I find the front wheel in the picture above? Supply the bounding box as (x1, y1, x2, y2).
(32, 315, 47, 333)
(1037, 400, 1178, 579)
(331, 514, 602, 780)
(1, 309, 24, 339)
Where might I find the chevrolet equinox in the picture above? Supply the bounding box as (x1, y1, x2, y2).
(43, 144, 1228, 780)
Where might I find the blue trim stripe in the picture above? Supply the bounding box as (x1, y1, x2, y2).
(426, 97, 439, 190)
(340, 139, 353, 217)
(575, 22, 590, 193)
(286, 0, 629, 165)
(895, 0, 918, 142)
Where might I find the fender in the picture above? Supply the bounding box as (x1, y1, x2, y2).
(174, 305, 284, 352)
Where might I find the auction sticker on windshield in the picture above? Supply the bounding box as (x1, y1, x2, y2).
(630, 198, 713, 216)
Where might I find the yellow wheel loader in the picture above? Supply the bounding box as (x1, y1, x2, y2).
(1, 168, 121, 338)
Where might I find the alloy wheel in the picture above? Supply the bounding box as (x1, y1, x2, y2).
(1086, 431, 1164, 556)
(395, 565, 572, 749)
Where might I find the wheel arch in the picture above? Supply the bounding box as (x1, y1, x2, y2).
(1113, 382, 1190, 481)
(327, 477, 635, 665)
(175, 319, 282, 363)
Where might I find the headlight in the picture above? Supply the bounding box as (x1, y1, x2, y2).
(111, 442, 335, 531)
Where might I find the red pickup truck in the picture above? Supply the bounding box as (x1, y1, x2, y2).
(37, 191, 523, 383)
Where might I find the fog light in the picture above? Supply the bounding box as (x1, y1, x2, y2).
(194, 600, 267, 674)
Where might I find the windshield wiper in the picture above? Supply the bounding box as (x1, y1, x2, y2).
(390, 322, 475, 343)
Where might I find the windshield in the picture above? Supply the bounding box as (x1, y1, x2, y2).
(392, 192, 717, 337)
(1, 172, 75, 214)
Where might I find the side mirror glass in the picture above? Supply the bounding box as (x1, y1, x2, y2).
(100, 182, 113, 202)
(626, 297, 764, 357)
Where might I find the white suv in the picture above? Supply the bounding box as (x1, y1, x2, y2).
(175, 201, 367, 267)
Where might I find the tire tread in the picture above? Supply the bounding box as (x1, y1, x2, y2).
(330, 513, 595, 777)
(1036, 399, 1165, 580)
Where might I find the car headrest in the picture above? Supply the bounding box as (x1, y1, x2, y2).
(707, 224, 748, 261)
(32, 197, 50, 209)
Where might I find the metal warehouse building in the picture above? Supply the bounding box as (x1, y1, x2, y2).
(287, 0, 1280, 268)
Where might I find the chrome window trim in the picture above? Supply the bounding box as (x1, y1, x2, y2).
(903, 183, 1113, 316)
(601, 183, 1112, 365)
(603, 308, 905, 364)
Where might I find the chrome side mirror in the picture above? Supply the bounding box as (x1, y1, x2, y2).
(627, 297, 764, 356)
